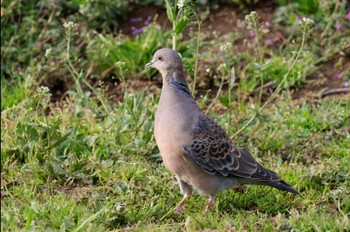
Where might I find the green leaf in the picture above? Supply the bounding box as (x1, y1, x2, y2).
(47, 132, 71, 150)
(174, 19, 188, 35)
(165, 0, 174, 23)
(219, 96, 230, 109)
(296, 0, 319, 14)
(229, 66, 236, 90)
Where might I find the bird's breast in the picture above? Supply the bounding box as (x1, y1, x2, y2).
(154, 88, 197, 169)
(154, 102, 191, 154)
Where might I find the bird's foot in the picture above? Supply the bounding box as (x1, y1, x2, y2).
(174, 198, 188, 214)
(204, 197, 215, 213)
(233, 185, 245, 193)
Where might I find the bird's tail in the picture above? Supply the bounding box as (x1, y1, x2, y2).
(237, 149, 301, 195)
(251, 164, 300, 195)
(262, 179, 300, 195)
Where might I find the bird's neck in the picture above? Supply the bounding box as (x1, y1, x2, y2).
(164, 70, 192, 97)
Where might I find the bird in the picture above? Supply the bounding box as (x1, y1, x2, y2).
(145, 47, 300, 213)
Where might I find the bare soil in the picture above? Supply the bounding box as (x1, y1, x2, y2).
(47, 2, 348, 104)
(116, 2, 349, 104)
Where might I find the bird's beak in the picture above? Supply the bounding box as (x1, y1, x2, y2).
(145, 60, 154, 68)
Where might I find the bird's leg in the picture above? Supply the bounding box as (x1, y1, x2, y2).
(174, 196, 189, 213)
(174, 177, 192, 213)
(204, 196, 215, 212)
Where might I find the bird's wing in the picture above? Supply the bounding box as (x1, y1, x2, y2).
(184, 114, 280, 181)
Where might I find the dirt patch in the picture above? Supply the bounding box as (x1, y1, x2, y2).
(292, 55, 350, 103)
(201, 1, 277, 37)
(60, 185, 92, 201)
(121, 3, 349, 104)
(53, 2, 349, 103)
(107, 79, 161, 102)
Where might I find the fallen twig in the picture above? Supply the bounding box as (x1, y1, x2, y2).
(319, 87, 350, 98)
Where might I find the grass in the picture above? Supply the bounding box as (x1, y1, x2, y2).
(1, 0, 350, 231)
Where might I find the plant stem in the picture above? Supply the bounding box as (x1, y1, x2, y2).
(227, 85, 232, 133)
(173, 24, 176, 50)
(172, 0, 178, 50)
(65, 28, 84, 98)
(65, 27, 112, 116)
(191, 20, 202, 96)
(227, 66, 235, 133)
(253, 17, 265, 108)
(206, 74, 225, 115)
(231, 22, 308, 139)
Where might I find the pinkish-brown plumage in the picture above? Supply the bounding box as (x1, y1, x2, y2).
(146, 48, 299, 212)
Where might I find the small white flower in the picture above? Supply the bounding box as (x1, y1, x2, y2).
(298, 17, 314, 32)
(63, 21, 77, 29)
(115, 61, 126, 66)
(37, 86, 52, 97)
(245, 11, 257, 21)
(217, 63, 227, 72)
(299, 17, 314, 26)
(245, 11, 258, 30)
(177, 0, 186, 10)
(45, 48, 52, 58)
(220, 42, 232, 52)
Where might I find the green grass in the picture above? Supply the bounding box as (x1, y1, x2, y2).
(2, 87, 349, 231)
(1, 0, 350, 231)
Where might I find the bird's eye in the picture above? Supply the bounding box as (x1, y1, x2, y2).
(158, 56, 164, 61)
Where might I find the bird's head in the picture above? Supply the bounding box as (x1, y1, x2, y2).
(145, 48, 183, 75)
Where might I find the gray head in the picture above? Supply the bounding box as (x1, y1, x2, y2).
(145, 48, 183, 75)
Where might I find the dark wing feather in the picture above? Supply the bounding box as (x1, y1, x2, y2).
(184, 114, 279, 181)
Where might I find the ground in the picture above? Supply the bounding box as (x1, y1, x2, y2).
(1, 1, 350, 231)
